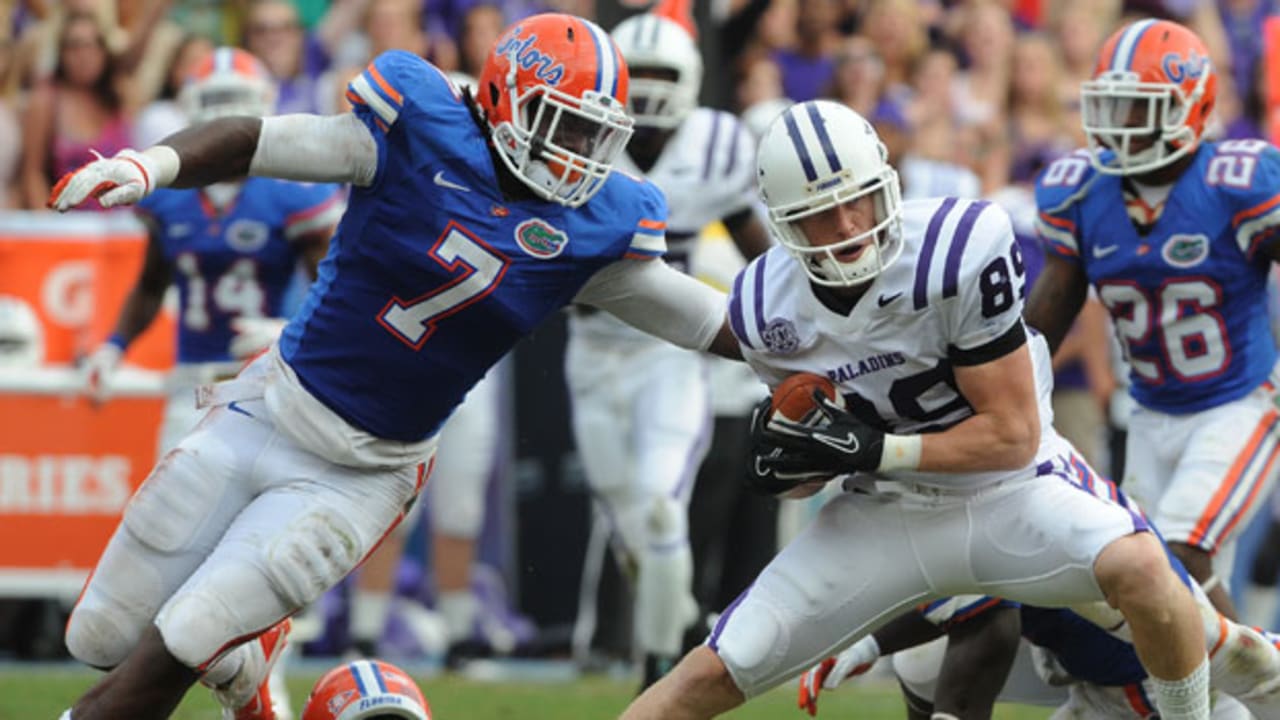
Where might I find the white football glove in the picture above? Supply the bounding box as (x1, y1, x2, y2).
(797, 636, 880, 717)
(48, 149, 158, 211)
(82, 342, 124, 404)
(229, 317, 287, 359)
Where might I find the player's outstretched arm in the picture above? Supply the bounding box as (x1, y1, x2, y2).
(49, 114, 378, 211)
(1023, 253, 1089, 355)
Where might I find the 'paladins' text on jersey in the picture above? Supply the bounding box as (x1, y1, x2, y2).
(281, 50, 668, 441)
(729, 197, 1059, 490)
(135, 179, 343, 363)
(1035, 142, 1280, 414)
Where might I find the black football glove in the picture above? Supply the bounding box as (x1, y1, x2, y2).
(764, 390, 886, 474)
(746, 396, 835, 495)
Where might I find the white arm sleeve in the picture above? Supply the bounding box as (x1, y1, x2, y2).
(249, 113, 380, 187)
(574, 258, 727, 351)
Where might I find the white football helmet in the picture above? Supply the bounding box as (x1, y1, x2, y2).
(757, 100, 903, 287)
(180, 46, 277, 123)
(610, 14, 701, 128)
(0, 295, 43, 368)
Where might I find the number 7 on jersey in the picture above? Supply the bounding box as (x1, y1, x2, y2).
(378, 221, 511, 349)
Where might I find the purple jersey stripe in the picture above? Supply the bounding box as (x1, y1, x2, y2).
(942, 201, 989, 299)
(729, 268, 752, 348)
(751, 251, 768, 340)
(725, 122, 743, 177)
(708, 585, 752, 651)
(703, 112, 723, 180)
(914, 198, 958, 310)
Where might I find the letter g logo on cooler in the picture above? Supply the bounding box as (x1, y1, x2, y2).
(40, 260, 94, 328)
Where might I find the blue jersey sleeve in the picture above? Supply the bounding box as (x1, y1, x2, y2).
(1216, 140, 1280, 261)
(273, 182, 345, 241)
(1033, 150, 1093, 262)
(344, 50, 463, 187)
(624, 179, 668, 260)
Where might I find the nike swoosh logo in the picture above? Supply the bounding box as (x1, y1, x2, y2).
(877, 292, 902, 308)
(811, 430, 859, 454)
(228, 401, 254, 418)
(433, 170, 471, 193)
(1092, 244, 1119, 259)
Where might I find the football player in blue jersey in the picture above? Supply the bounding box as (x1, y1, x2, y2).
(46, 13, 738, 720)
(82, 47, 342, 459)
(1027, 18, 1280, 622)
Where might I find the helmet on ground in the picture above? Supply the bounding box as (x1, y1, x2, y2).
(756, 100, 903, 287)
(181, 46, 277, 123)
(477, 13, 633, 207)
(1080, 18, 1216, 175)
(300, 659, 431, 720)
(0, 296, 43, 368)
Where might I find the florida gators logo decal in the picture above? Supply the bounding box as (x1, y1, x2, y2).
(494, 27, 566, 86)
(1162, 233, 1209, 268)
(515, 218, 568, 259)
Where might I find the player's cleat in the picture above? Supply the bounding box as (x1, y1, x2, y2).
(222, 618, 292, 720)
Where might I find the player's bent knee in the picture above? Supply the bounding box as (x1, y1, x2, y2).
(1097, 534, 1181, 610)
(645, 496, 687, 544)
(156, 590, 235, 668)
(123, 441, 228, 553)
(263, 509, 365, 608)
(65, 605, 135, 669)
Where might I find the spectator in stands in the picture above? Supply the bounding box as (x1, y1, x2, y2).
(861, 0, 926, 102)
(771, 0, 843, 102)
(991, 33, 1075, 193)
(824, 35, 887, 120)
(736, 55, 790, 139)
(132, 32, 213, 147)
(0, 28, 20, 208)
(19, 11, 131, 210)
(1047, 1, 1115, 145)
(951, 1, 1015, 192)
(457, 3, 505, 79)
(243, 0, 369, 115)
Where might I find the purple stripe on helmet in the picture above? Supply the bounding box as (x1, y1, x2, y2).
(806, 102, 841, 175)
(783, 108, 818, 182)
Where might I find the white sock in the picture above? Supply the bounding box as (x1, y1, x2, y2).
(634, 495, 697, 658)
(1150, 656, 1211, 720)
(931, 714, 960, 720)
(437, 590, 478, 643)
(58, 711, 72, 720)
(350, 590, 391, 644)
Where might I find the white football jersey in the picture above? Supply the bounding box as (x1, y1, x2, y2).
(576, 107, 757, 341)
(729, 197, 1061, 490)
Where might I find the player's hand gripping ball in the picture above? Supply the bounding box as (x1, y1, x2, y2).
(769, 372, 843, 430)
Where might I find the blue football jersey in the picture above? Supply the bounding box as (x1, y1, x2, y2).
(136, 179, 343, 363)
(1036, 142, 1280, 413)
(279, 51, 669, 441)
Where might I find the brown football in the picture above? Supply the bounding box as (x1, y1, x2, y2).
(770, 372, 839, 425)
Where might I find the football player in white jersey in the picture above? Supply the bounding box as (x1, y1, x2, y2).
(620, 100, 1214, 720)
(565, 7, 771, 689)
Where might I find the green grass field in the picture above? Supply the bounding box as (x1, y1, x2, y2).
(0, 666, 1053, 719)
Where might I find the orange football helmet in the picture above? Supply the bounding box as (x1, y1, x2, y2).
(478, 13, 633, 207)
(1080, 19, 1216, 176)
(181, 46, 277, 123)
(300, 660, 431, 720)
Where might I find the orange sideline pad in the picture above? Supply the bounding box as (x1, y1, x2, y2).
(0, 212, 173, 597)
